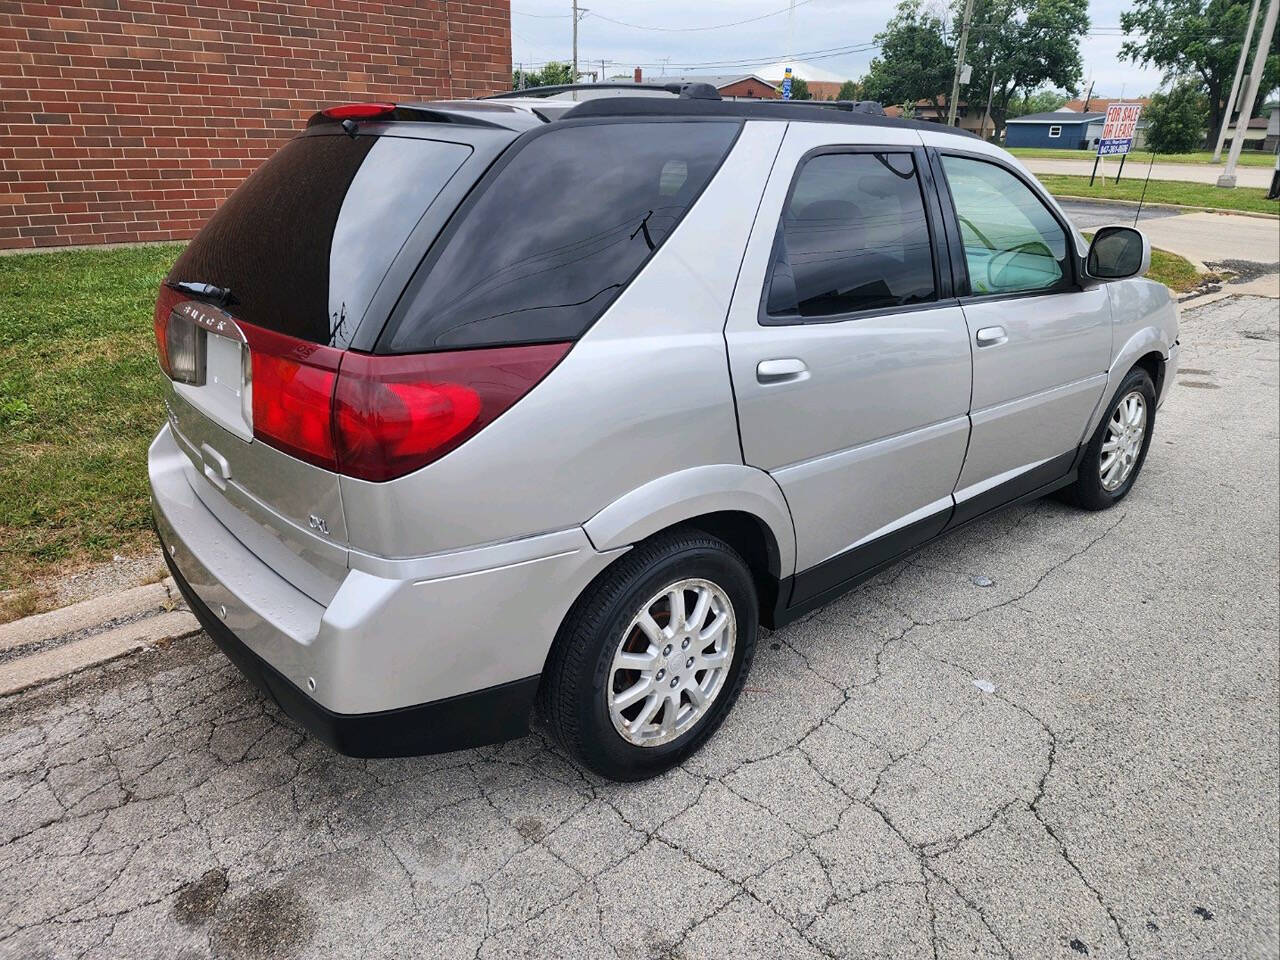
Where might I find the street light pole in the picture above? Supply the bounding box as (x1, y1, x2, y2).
(1212, 0, 1262, 163)
(1218, 0, 1278, 186)
(947, 0, 975, 126)
(572, 0, 578, 82)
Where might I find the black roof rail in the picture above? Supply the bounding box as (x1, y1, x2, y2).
(485, 82, 722, 102)
(755, 99, 887, 116)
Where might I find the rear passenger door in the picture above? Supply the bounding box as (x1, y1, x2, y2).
(929, 147, 1112, 522)
(725, 124, 972, 607)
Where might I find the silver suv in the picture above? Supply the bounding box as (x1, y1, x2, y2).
(150, 87, 1178, 780)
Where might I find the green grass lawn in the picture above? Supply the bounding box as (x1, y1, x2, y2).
(1038, 174, 1280, 215)
(1008, 147, 1277, 168)
(0, 244, 183, 590)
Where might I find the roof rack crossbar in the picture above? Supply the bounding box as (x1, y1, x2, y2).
(754, 99, 886, 115)
(485, 82, 722, 102)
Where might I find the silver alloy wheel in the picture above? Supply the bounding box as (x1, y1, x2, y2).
(607, 578, 736, 748)
(1100, 390, 1147, 491)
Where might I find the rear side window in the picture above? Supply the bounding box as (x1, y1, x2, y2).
(167, 134, 472, 347)
(382, 120, 740, 352)
(765, 151, 936, 320)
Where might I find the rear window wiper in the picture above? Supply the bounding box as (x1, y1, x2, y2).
(167, 280, 236, 307)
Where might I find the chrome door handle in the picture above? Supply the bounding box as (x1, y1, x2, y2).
(756, 358, 809, 383)
(975, 326, 1007, 346)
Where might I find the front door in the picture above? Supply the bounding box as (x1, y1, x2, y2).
(929, 147, 1112, 523)
(725, 124, 972, 607)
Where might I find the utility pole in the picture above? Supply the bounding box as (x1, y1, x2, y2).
(571, 0, 583, 83)
(947, 0, 975, 126)
(1219, 0, 1277, 186)
(1212, 0, 1262, 162)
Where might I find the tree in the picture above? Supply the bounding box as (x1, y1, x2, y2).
(1006, 88, 1070, 117)
(837, 79, 860, 101)
(790, 76, 813, 100)
(1120, 0, 1280, 141)
(861, 0, 954, 110)
(512, 61, 574, 90)
(953, 0, 1088, 138)
(1144, 81, 1210, 151)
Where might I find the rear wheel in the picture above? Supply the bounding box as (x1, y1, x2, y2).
(1059, 367, 1156, 510)
(540, 530, 757, 781)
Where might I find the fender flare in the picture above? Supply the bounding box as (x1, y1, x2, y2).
(582, 464, 798, 579)
(1083, 325, 1172, 439)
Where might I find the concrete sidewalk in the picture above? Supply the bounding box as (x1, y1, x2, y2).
(1025, 156, 1274, 189)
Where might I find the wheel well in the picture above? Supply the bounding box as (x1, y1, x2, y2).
(678, 510, 783, 617)
(1133, 351, 1164, 397)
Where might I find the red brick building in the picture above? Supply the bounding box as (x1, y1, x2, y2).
(0, 1, 511, 249)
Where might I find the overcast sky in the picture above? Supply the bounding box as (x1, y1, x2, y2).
(510, 0, 1165, 97)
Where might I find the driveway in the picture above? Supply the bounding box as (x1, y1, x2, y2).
(1, 295, 1278, 960)
(1024, 157, 1274, 189)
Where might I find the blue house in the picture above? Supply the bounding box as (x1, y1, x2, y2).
(1004, 110, 1104, 150)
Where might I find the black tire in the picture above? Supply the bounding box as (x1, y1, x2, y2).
(1058, 366, 1157, 511)
(539, 529, 758, 781)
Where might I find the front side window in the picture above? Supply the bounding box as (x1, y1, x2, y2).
(383, 120, 740, 352)
(1048, 125, 1062, 138)
(941, 155, 1070, 296)
(765, 151, 937, 320)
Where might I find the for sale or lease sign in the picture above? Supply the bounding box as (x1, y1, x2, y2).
(1097, 103, 1142, 156)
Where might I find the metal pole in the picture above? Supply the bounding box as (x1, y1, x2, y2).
(1115, 153, 1127, 183)
(1090, 153, 1100, 186)
(947, 0, 975, 126)
(981, 70, 996, 140)
(1219, 0, 1278, 186)
(572, 0, 578, 82)
(1212, 0, 1262, 162)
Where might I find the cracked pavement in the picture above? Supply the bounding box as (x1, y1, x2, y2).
(1, 295, 1277, 960)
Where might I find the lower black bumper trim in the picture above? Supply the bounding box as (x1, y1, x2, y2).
(163, 548, 540, 758)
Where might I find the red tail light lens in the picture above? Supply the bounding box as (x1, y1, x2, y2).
(333, 343, 571, 482)
(229, 320, 569, 481)
(244, 327, 343, 471)
(321, 102, 396, 120)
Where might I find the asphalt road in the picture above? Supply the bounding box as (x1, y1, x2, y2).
(1, 294, 1278, 960)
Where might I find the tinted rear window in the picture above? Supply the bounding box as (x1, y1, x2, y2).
(167, 134, 472, 347)
(766, 152, 936, 319)
(381, 120, 740, 352)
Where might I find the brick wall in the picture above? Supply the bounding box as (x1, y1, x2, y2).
(0, 0, 511, 249)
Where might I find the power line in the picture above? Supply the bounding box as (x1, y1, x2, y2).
(586, 0, 818, 33)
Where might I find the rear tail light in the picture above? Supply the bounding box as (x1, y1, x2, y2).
(153, 282, 570, 480)
(238, 324, 569, 481)
(246, 327, 344, 470)
(333, 344, 570, 482)
(153, 284, 207, 385)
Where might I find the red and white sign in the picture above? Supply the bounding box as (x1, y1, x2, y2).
(1097, 103, 1143, 155)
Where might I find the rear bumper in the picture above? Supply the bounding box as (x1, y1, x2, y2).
(149, 424, 622, 756)
(163, 548, 539, 757)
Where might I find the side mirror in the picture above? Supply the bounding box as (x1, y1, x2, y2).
(1085, 225, 1150, 281)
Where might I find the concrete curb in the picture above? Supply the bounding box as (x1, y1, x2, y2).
(0, 610, 201, 696)
(0, 579, 178, 652)
(0, 577, 203, 697)
(1051, 193, 1280, 222)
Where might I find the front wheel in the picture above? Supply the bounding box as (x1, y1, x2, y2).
(540, 530, 757, 781)
(1059, 367, 1157, 510)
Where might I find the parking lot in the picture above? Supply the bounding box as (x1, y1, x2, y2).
(1, 291, 1277, 960)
